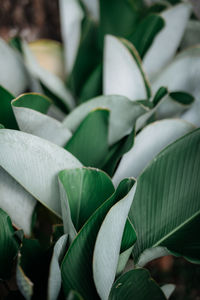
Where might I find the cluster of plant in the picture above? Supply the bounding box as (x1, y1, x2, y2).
(0, 0, 200, 299)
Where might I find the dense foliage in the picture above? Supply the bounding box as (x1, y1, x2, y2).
(0, 0, 200, 299)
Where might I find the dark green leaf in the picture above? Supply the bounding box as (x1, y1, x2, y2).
(59, 167, 114, 232)
(108, 268, 166, 300)
(169, 91, 195, 105)
(68, 17, 100, 97)
(61, 178, 135, 300)
(102, 127, 135, 177)
(79, 64, 102, 104)
(65, 109, 109, 168)
(129, 129, 200, 264)
(129, 14, 165, 58)
(0, 86, 18, 129)
(99, 0, 144, 46)
(12, 93, 51, 113)
(152, 86, 168, 107)
(0, 209, 21, 279)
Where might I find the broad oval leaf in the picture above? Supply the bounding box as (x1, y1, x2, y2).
(129, 128, 200, 264)
(59, 167, 115, 237)
(63, 95, 147, 145)
(108, 268, 166, 300)
(143, 3, 191, 78)
(103, 35, 150, 100)
(0, 129, 82, 216)
(93, 182, 137, 300)
(113, 119, 194, 186)
(12, 93, 72, 146)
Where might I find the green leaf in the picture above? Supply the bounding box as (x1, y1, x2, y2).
(102, 127, 135, 177)
(0, 129, 82, 217)
(63, 95, 147, 145)
(22, 41, 75, 111)
(113, 119, 194, 186)
(0, 209, 21, 279)
(0, 167, 36, 235)
(129, 14, 165, 58)
(48, 234, 68, 300)
(103, 35, 151, 100)
(93, 182, 137, 300)
(129, 128, 200, 264)
(59, 0, 84, 75)
(152, 86, 168, 107)
(61, 178, 135, 299)
(79, 64, 102, 103)
(152, 46, 200, 125)
(12, 93, 72, 146)
(0, 85, 18, 129)
(143, 3, 191, 78)
(169, 91, 194, 105)
(65, 109, 109, 167)
(99, 0, 144, 46)
(108, 268, 166, 300)
(0, 38, 28, 95)
(68, 17, 100, 97)
(58, 167, 114, 237)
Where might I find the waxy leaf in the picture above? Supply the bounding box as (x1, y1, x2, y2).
(65, 109, 109, 168)
(103, 35, 151, 100)
(48, 234, 68, 300)
(63, 95, 147, 145)
(129, 129, 200, 264)
(113, 119, 194, 185)
(0, 129, 82, 216)
(0, 167, 36, 235)
(12, 93, 72, 146)
(61, 179, 135, 299)
(129, 14, 165, 58)
(59, 167, 114, 237)
(93, 182, 137, 300)
(108, 268, 166, 300)
(143, 3, 191, 78)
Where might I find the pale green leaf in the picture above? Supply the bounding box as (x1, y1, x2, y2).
(93, 182, 137, 300)
(0, 129, 82, 217)
(143, 3, 191, 78)
(12, 93, 72, 146)
(103, 35, 151, 100)
(0, 167, 36, 236)
(113, 119, 194, 186)
(63, 95, 147, 145)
